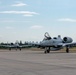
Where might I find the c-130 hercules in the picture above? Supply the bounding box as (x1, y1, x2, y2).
(34, 32, 76, 53)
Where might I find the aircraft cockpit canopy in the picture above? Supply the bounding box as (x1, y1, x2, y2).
(43, 37, 51, 41)
(43, 32, 52, 40)
(44, 32, 52, 40)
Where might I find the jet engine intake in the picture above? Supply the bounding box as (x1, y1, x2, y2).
(63, 37, 73, 43)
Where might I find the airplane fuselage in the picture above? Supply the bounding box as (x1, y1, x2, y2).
(40, 37, 63, 47)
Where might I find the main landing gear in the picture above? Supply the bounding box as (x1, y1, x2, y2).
(66, 46, 69, 53)
(44, 47, 70, 53)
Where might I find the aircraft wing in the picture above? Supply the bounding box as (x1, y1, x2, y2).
(0, 44, 11, 48)
(19, 45, 32, 48)
(58, 42, 76, 47)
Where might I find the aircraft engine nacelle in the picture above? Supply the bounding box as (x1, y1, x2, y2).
(63, 37, 73, 43)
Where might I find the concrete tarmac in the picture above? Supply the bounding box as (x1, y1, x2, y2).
(0, 50, 76, 75)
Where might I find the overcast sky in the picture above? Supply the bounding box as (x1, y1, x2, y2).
(0, 0, 76, 43)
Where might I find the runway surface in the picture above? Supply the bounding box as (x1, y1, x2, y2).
(0, 50, 76, 75)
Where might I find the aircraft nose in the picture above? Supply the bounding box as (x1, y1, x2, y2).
(40, 41, 44, 46)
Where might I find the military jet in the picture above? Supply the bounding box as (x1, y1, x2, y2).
(0, 42, 32, 51)
(34, 32, 76, 53)
(0, 42, 22, 51)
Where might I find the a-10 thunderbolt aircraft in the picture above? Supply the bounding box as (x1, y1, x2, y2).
(34, 32, 76, 53)
(0, 42, 32, 51)
(0, 42, 22, 51)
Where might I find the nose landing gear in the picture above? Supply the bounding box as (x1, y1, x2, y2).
(44, 47, 50, 54)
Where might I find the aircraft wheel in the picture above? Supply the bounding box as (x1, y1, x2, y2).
(16, 48, 17, 51)
(9, 48, 11, 51)
(44, 50, 47, 54)
(47, 50, 50, 53)
(20, 48, 21, 51)
(66, 47, 69, 53)
(44, 50, 50, 54)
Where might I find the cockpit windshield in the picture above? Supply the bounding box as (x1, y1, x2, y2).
(43, 37, 51, 41)
(43, 32, 52, 40)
